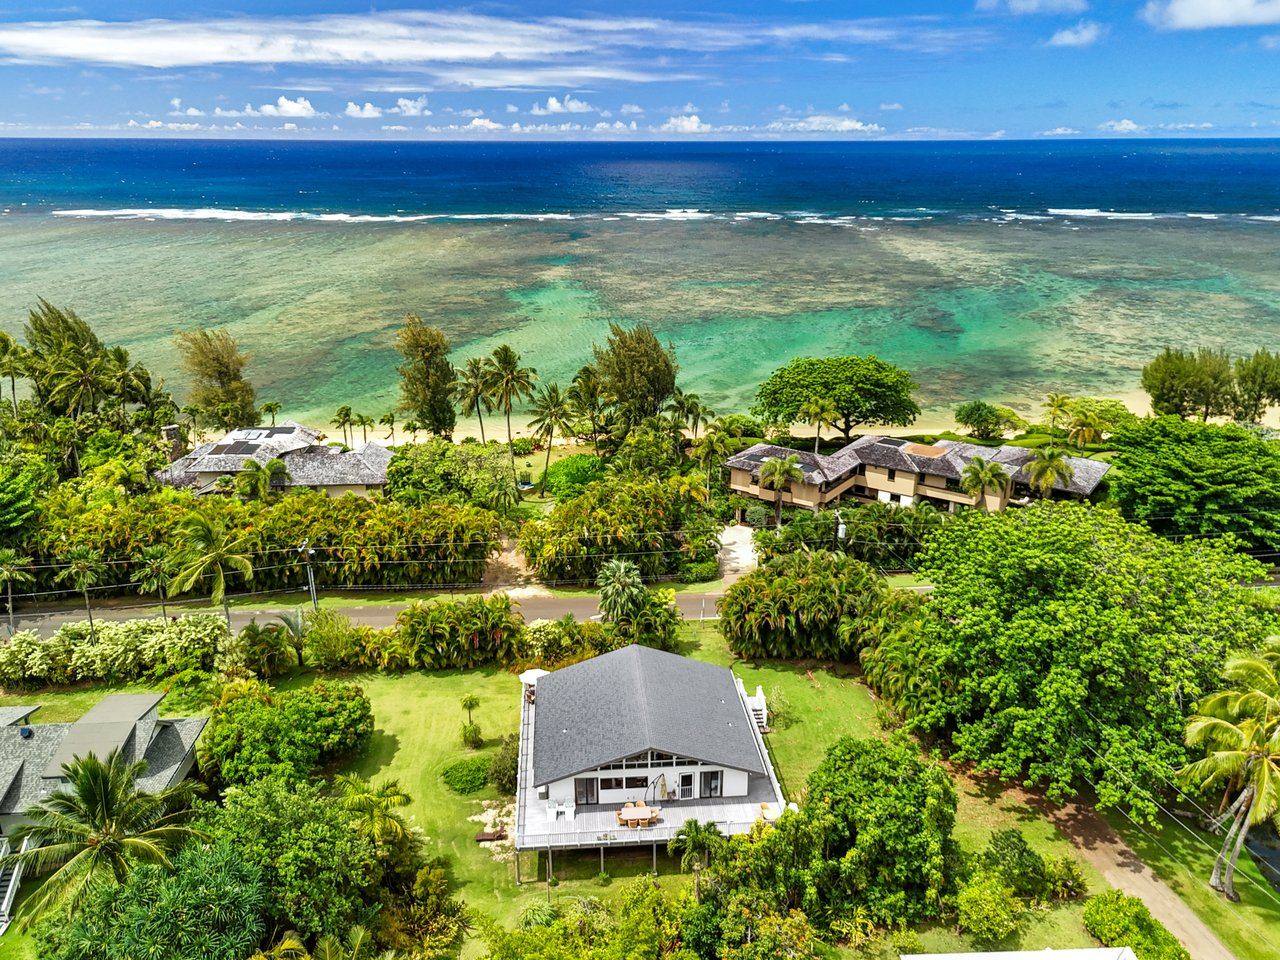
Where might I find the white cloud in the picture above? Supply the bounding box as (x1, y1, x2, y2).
(976, 0, 1088, 13)
(168, 97, 204, 116)
(659, 113, 711, 133)
(1099, 118, 1146, 133)
(391, 95, 429, 116)
(505, 103, 519, 113)
(261, 95, 317, 117)
(467, 116, 504, 130)
(344, 101, 382, 118)
(381, 124, 409, 131)
(620, 103, 644, 114)
(837, 102, 851, 112)
(455, 108, 485, 117)
(879, 102, 904, 111)
(530, 94, 596, 115)
(594, 120, 638, 131)
(1144, 0, 1280, 29)
(674, 101, 700, 113)
(1157, 120, 1214, 129)
(766, 114, 883, 133)
(1048, 20, 1105, 46)
(128, 118, 205, 131)
(281, 122, 298, 130)
(1038, 126, 1080, 135)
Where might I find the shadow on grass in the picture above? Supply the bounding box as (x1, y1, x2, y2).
(519, 847, 686, 885)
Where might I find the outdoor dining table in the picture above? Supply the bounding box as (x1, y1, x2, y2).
(619, 805, 655, 825)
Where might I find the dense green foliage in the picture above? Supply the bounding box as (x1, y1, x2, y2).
(395, 314, 457, 437)
(199, 777, 381, 940)
(1141, 345, 1280, 424)
(174, 327, 258, 429)
(1083, 890, 1191, 960)
(908, 502, 1269, 819)
(1112, 416, 1280, 548)
(396, 594, 525, 668)
(752, 355, 920, 437)
(955, 872, 1022, 943)
(752, 502, 945, 570)
(36, 841, 265, 960)
(954, 399, 1019, 440)
(201, 680, 373, 787)
(385, 438, 518, 513)
(488, 733, 520, 794)
(718, 551, 889, 660)
(591, 322, 678, 428)
(442, 755, 492, 794)
(542, 453, 606, 500)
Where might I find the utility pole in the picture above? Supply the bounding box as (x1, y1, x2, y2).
(298, 539, 318, 611)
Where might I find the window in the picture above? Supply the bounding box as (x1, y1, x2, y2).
(599, 777, 623, 791)
(887, 468, 897, 481)
(700, 770, 722, 798)
(625, 776, 648, 789)
(575, 778, 598, 804)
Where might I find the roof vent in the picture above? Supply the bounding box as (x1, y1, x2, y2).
(19, 726, 32, 739)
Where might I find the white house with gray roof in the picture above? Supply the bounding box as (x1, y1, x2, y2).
(0, 693, 206, 931)
(155, 421, 392, 497)
(514, 645, 786, 876)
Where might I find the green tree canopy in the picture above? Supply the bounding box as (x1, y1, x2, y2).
(174, 328, 258, 430)
(1112, 416, 1280, 549)
(953, 400, 1007, 440)
(591, 322, 678, 428)
(1140, 346, 1234, 421)
(396, 313, 456, 438)
(752, 355, 919, 437)
(910, 502, 1269, 820)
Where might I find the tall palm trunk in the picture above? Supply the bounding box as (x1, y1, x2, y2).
(158, 586, 168, 623)
(1220, 785, 1255, 900)
(774, 490, 784, 529)
(7, 375, 15, 418)
(539, 432, 553, 496)
(506, 409, 518, 488)
(5, 580, 13, 633)
(477, 408, 486, 445)
(813, 428, 821, 455)
(83, 587, 95, 644)
(1210, 786, 1251, 890)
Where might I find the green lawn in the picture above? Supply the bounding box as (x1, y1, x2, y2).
(1107, 810, 1280, 960)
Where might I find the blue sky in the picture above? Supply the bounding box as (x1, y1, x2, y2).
(2, 1, 1280, 139)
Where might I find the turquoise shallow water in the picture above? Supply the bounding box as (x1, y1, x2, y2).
(1, 213, 1278, 430)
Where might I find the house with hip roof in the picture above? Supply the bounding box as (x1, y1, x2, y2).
(513, 645, 787, 879)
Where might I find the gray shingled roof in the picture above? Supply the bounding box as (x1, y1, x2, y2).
(45, 693, 164, 777)
(726, 436, 1110, 497)
(531, 645, 766, 787)
(283, 442, 391, 487)
(0, 707, 40, 728)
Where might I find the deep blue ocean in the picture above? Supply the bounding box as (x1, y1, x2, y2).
(4, 138, 1280, 221)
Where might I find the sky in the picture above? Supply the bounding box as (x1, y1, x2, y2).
(2, 1, 1280, 139)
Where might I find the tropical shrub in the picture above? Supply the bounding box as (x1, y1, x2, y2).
(519, 615, 612, 666)
(385, 439, 518, 513)
(35, 841, 265, 960)
(718, 551, 888, 660)
(510, 437, 536, 456)
(1083, 891, 1191, 960)
(677, 559, 720, 583)
(753, 502, 945, 570)
(442, 755, 491, 794)
(303, 608, 363, 670)
(542, 453, 605, 500)
(0, 614, 227, 687)
(201, 679, 373, 787)
(956, 872, 1023, 943)
(908, 502, 1270, 820)
(489, 733, 520, 794)
(395, 594, 523, 669)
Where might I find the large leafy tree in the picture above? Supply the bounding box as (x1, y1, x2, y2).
(1112, 416, 1280, 549)
(1179, 641, 1280, 901)
(953, 400, 1006, 440)
(1140, 346, 1234, 421)
(1, 749, 205, 929)
(174, 328, 258, 430)
(752, 355, 919, 438)
(395, 314, 456, 438)
(591, 322, 678, 429)
(1232, 348, 1280, 424)
(910, 502, 1269, 820)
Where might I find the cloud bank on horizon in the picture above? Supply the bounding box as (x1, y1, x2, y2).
(2, 0, 1279, 139)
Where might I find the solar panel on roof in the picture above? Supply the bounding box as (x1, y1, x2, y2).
(877, 438, 908, 448)
(209, 445, 230, 454)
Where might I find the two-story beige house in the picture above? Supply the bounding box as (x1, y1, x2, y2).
(725, 436, 1110, 514)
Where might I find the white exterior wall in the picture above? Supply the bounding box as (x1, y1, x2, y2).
(546, 763, 750, 806)
(722, 768, 748, 797)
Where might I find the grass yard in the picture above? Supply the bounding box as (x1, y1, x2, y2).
(1107, 810, 1280, 960)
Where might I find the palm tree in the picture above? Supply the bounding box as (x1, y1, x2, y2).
(379, 410, 397, 443)
(1068, 410, 1106, 450)
(54, 546, 106, 643)
(278, 608, 307, 668)
(692, 428, 731, 498)
(313, 925, 397, 960)
(567, 365, 609, 452)
(335, 773, 412, 851)
(597, 558, 647, 624)
(484, 345, 537, 485)
(0, 332, 24, 417)
(798, 397, 839, 454)
(47, 344, 111, 418)
(668, 819, 722, 902)
(0, 749, 206, 929)
(1025, 446, 1074, 498)
(332, 405, 353, 446)
(354, 414, 374, 444)
(959, 456, 1010, 509)
(528, 383, 573, 496)
(758, 454, 804, 529)
(259, 400, 281, 426)
(1180, 643, 1280, 900)
(129, 545, 173, 622)
(454, 357, 493, 445)
(237, 457, 290, 501)
(1044, 392, 1072, 443)
(0, 549, 33, 634)
(170, 512, 255, 630)
(460, 693, 481, 725)
(402, 420, 421, 442)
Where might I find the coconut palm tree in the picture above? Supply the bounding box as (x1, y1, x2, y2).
(692, 428, 731, 498)
(959, 456, 1010, 509)
(278, 608, 307, 667)
(54, 546, 106, 642)
(0, 548, 33, 634)
(129, 545, 173, 622)
(0, 332, 24, 417)
(354, 414, 375, 443)
(1068, 410, 1106, 451)
(47, 344, 112, 418)
(0, 749, 206, 929)
(528, 383, 573, 496)
(236, 457, 290, 501)
(1044, 392, 1072, 443)
(567, 364, 610, 452)
(170, 512, 255, 630)
(379, 410, 397, 443)
(1025, 446, 1074, 498)
(484, 345, 537, 486)
(597, 558, 647, 623)
(454, 357, 493, 445)
(1180, 643, 1280, 900)
(259, 400, 281, 426)
(335, 773, 412, 851)
(798, 396, 840, 454)
(759, 454, 804, 529)
(402, 419, 421, 442)
(331, 405, 354, 445)
(313, 925, 397, 960)
(668, 819, 723, 902)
